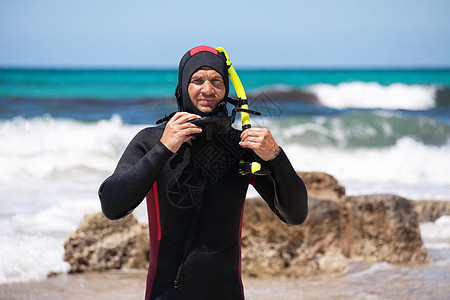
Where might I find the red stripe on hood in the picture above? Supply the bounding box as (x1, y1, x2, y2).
(189, 45, 218, 56)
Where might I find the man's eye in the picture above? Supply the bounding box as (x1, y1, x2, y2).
(212, 79, 224, 86)
(192, 79, 204, 84)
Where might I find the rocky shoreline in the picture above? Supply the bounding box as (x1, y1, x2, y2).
(2, 171, 449, 299)
(63, 172, 449, 278)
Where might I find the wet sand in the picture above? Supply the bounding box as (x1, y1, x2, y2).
(0, 270, 147, 300)
(1, 250, 449, 300)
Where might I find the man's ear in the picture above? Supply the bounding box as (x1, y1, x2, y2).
(174, 85, 183, 111)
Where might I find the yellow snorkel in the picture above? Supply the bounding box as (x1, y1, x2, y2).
(216, 47, 251, 130)
(216, 47, 269, 176)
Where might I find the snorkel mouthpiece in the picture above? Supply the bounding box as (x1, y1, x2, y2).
(189, 111, 233, 140)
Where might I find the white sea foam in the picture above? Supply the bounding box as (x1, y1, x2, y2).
(0, 234, 70, 284)
(281, 137, 450, 200)
(0, 196, 100, 284)
(0, 114, 145, 180)
(347, 262, 394, 278)
(420, 216, 450, 249)
(0, 114, 448, 284)
(0, 115, 147, 284)
(306, 82, 437, 110)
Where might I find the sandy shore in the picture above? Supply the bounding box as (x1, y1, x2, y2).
(0, 270, 148, 300)
(1, 252, 449, 300)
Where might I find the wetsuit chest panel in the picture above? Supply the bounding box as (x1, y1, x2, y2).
(194, 172, 249, 250)
(157, 129, 249, 248)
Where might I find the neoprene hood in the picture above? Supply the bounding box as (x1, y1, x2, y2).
(175, 46, 230, 116)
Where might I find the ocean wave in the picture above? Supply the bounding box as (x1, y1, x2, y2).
(0, 115, 146, 180)
(2, 113, 449, 186)
(0, 233, 70, 284)
(281, 137, 450, 200)
(0, 96, 175, 123)
(283, 137, 450, 184)
(249, 82, 445, 111)
(347, 262, 394, 278)
(307, 82, 438, 110)
(268, 112, 450, 148)
(0, 197, 99, 284)
(420, 216, 450, 249)
(1, 114, 449, 201)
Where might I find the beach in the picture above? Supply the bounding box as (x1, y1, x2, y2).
(1, 68, 449, 298)
(2, 247, 449, 300)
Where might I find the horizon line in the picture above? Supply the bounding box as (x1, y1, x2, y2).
(2, 64, 450, 71)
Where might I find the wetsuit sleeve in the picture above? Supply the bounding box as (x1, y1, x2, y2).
(252, 147, 308, 225)
(98, 128, 173, 220)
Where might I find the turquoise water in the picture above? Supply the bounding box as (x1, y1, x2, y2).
(1, 68, 449, 151)
(1, 68, 449, 99)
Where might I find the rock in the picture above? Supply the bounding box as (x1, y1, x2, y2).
(412, 200, 450, 223)
(297, 172, 346, 202)
(63, 174, 429, 278)
(241, 197, 347, 278)
(341, 194, 429, 264)
(248, 89, 320, 105)
(318, 247, 349, 273)
(241, 194, 429, 278)
(64, 213, 149, 272)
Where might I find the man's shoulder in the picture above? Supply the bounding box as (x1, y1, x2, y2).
(131, 124, 165, 145)
(137, 123, 165, 135)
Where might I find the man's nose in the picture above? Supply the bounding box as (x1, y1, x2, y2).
(202, 80, 214, 94)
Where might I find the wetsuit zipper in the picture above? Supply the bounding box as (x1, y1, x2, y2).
(173, 262, 185, 288)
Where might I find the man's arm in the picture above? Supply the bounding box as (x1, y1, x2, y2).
(251, 148, 308, 225)
(240, 128, 308, 225)
(98, 112, 202, 220)
(98, 128, 172, 220)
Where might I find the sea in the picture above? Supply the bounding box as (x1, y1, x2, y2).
(1, 68, 449, 288)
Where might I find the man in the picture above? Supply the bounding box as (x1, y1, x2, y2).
(99, 45, 308, 299)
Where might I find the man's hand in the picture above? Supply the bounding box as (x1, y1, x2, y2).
(160, 112, 202, 153)
(239, 128, 280, 161)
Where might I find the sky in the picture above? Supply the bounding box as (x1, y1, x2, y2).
(0, 0, 449, 68)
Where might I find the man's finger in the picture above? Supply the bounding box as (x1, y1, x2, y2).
(171, 112, 200, 124)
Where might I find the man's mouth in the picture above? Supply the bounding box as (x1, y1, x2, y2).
(199, 99, 215, 103)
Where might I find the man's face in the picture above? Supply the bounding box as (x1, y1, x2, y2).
(188, 67, 226, 113)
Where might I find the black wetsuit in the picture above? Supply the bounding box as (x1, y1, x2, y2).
(99, 124, 308, 299)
